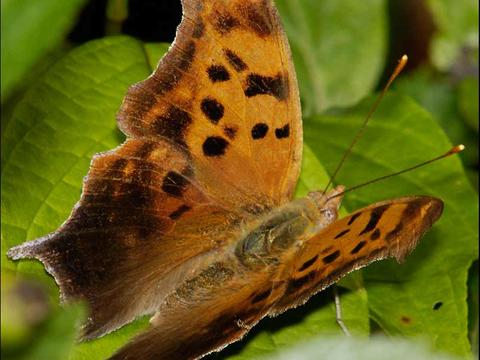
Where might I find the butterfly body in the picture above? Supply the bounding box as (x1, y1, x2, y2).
(235, 187, 343, 269)
(7, 0, 446, 358)
(145, 188, 344, 326)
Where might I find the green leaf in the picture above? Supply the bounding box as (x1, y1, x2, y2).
(393, 69, 478, 180)
(304, 93, 478, 358)
(1, 271, 85, 360)
(276, 0, 387, 114)
(1, 0, 88, 101)
(1, 46, 70, 137)
(22, 304, 85, 360)
(457, 77, 479, 133)
(427, 0, 479, 70)
(69, 318, 149, 360)
(261, 336, 463, 360)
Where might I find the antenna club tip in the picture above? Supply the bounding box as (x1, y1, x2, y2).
(451, 144, 465, 153)
(401, 54, 408, 61)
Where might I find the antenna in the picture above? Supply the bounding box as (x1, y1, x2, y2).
(327, 145, 465, 200)
(323, 55, 409, 193)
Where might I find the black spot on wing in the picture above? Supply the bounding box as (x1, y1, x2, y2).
(298, 255, 318, 272)
(385, 222, 403, 242)
(201, 98, 224, 124)
(152, 106, 192, 146)
(322, 250, 341, 264)
(350, 241, 367, 254)
(202, 136, 229, 157)
(169, 204, 191, 220)
(251, 123, 269, 139)
(109, 158, 128, 173)
(275, 124, 290, 139)
(244, 73, 288, 100)
(286, 270, 317, 295)
(134, 142, 156, 158)
(250, 289, 272, 304)
(359, 205, 389, 235)
(119, 182, 154, 208)
(239, 2, 273, 37)
(403, 199, 424, 220)
(213, 11, 239, 35)
(207, 65, 230, 82)
(348, 212, 361, 225)
(370, 228, 381, 240)
(162, 171, 189, 198)
(334, 229, 350, 239)
(224, 49, 248, 72)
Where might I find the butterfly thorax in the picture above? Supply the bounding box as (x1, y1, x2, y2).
(235, 186, 345, 268)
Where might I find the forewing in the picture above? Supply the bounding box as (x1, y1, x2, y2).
(119, 0, 302, 205)
(271, 196, 444, 314)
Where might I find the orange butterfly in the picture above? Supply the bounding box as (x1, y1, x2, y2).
(8, 0, 448, 359)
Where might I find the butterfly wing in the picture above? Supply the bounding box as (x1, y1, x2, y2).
(8, 138, 244, 338)
(7, 0, 301, 340)
(119, 0, 302, 206)
(271, 196, 443, 314)
(109, 264, 279, 360)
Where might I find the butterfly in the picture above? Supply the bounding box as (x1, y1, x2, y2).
(7, 0, 445, 359)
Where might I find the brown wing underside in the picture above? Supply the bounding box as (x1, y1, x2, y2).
(270, 196, 443, 314)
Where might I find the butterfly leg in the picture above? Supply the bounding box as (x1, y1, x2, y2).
(333, 286, 351, 337)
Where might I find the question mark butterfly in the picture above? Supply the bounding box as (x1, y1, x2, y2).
(8, 0, 455, 359)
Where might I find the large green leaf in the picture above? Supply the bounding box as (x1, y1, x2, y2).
(457, 77, 479, 133)
(1, 271, 85, 360)
(276, 0, 387, 114)
(427, 0, 478, 71)
(304, 93, 478, 357)
(261, 336, 463, 360)
(392, 69, 479, 192)
(1, 0, 87, 101)
(393, 69, 478, 166)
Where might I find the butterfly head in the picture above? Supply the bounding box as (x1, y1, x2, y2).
(307, 185, 345, 227)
